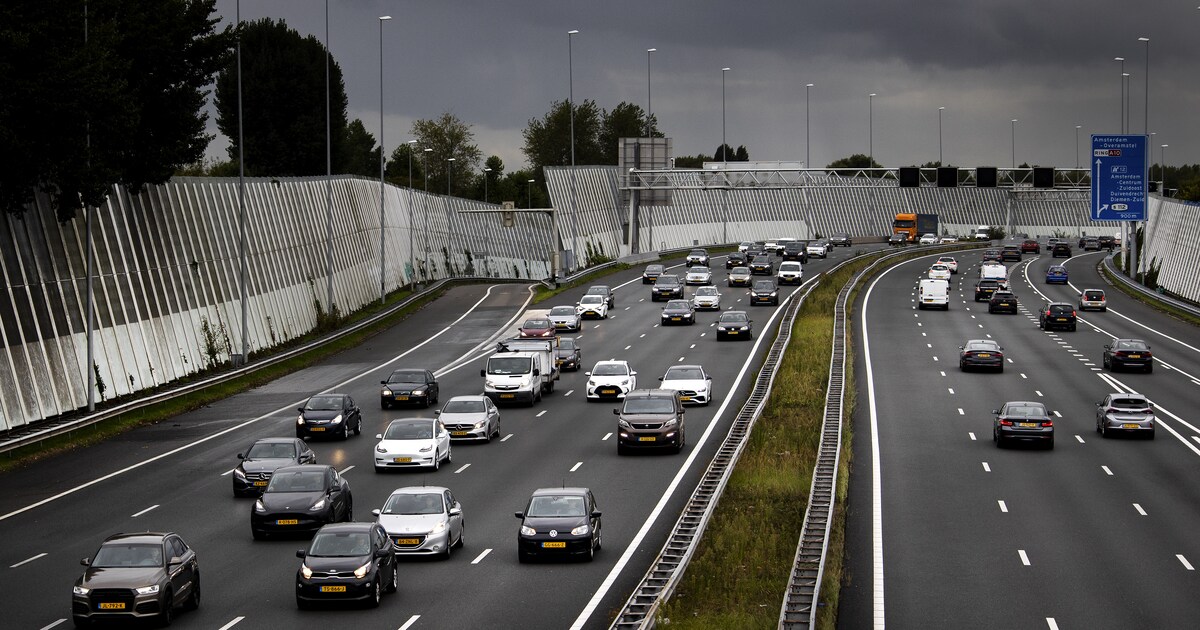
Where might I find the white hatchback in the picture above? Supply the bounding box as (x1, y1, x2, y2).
(692, 286, 721, 310)
(936, 256, 958, 274)
(586, 360, 637, 401)
(576, 295, 609, 319)
(374, 418, 452, 472)
(928, 264, 952, 282)
(919, 233, 938, 245)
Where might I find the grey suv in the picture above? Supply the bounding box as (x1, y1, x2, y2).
(613, 389, 685, 454)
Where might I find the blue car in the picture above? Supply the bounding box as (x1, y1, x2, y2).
(1045, 265, 1069, 284)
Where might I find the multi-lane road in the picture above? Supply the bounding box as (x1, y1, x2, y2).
(841, 248, 1200, 629)
(0, 246, 869, 629)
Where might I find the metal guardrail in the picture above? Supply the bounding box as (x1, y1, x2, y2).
(1101, 256, 1200, 318)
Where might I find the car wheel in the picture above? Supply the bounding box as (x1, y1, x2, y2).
(382, 401, 391, 410)
(456, 525, 465, 549)
(997, 364, 1004, 373)
(354, 418, 362, 435)
(1101, 307, 1107, 312)
(1070, 324, 1076, 332)
(617, 444, 628, 456)
(1100, 423, 1109, 438)
(433, 450, 440, 471)
(368, 577, 381, 608)
(585, 538, 595, 562)
(1146, 364, 1153, 374)
(184, 575, 200, 611)
(72, 617, 91, 628)
(446, 446, 452, 464)
(1148, 429, 1155, 440)
(518, 550, 531, 563)
(1046, 437, 1055, 450)
(158, 590, 174, 626)
(374, 465, 386, 474)
(386, 563, 398, 593)
(595, 524, 602, 550)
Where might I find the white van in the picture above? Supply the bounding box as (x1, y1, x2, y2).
(918, 279, 950, 310)
(974, 225, 991, 240)
(979, 263, 1007, 283)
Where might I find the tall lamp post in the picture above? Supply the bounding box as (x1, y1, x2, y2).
(236, 0, 248, 371)
(406, 139, 416, 287)
(1160, 144, 1168, 184)
(527, 179, 535, 208)
(377, 15, 391, 303)
(568, 29, 579, 271)
(646, 48, 656, 137)
(1139, 37, 1149, 134)
(1010, 119, 1018, 168)
(868, 93, 877, 165)
(1122, 73, 1131, 133)
(447, 157, 455, 275)
(1075, 125, 1082, 168)
(1114, 57, 1125, 132)
(325, 0, 335, 314)
(422, 148, 432, 279)
(722, 67, 730, 245)
(938, 106, 945, 164)
(805, 83, 813, 168)
(483, 167, 492, 204)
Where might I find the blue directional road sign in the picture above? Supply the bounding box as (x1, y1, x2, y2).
(1090, 134, 1148, 221)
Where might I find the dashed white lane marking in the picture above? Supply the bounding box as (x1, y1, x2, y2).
(933, 356, 939, 362)
(624, 345, 632, 350)
(602, 432, 612, 441)
(982, 462, 991, 472)
(1178, 555, 1195, 571)
(10, 552, 47, 568)
(131, 504, 159, 518)
(998, 500, 1008, 513)
(1047, 619, 1060, 630)
(624, 306, 630, 310)
(653, 324, 659, 328)
(957, 408, 964, 415)
(1102, 465, 1114, 476)
(1075, 435, 1085, 444)
(1133, 503, 1147, 516)
(969, 432, 976, 440)
(454, 464, 471, 474)
(339, 465, 355, 475)
(948, 388, 955, 395)
(565, 390, 574, 397)
(922, 332, 927, 337)
(216, 617, 245, 630)
(939, 371, 945, 377)
(977, 324, 984, 328)
(1053, 411, 1062, 418)
(536, 410, 547, 417)
(1019, 549, 1031, 566)
(1006, 358, 1013, 363)
(570, 462, 583, 472)
(678, 356, 685, 361)
(639, 333, 646, 338)
(1020, 373, 1027, 379)
(501, 433, 514, 442)
(1035, 390, 1044, 397)
(471, 549, 492, 564)
(398, 615, 422, 630)
(927, 343, 933, 348)
(916, 322, 923, 327)
(700, 332, 707, 337)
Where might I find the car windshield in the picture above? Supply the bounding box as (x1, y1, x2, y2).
(558, 338, 576, 350)
(656, 276, 680, 286)
(689, 250, 706, 256)
(720, 313, 748, 323)
(549, 306, 575, 316)
(488, 357, 531, 375)
(753, 257, 769, 264)
(384, 421, 434, 440)
(247, 442, 297, 459)
(780, 263, 800, 271)
(666, 300, 690, 309)
(92, 543, 164, 568)
(939, 257, 955, 263)
(308, 531, 372, 557)
(523, 319, 551, 329)
(665, 367, 705, 380)
(442, 399, 485, 413)
(753, 281, 775, 290)
(266, 470, 326, 493)
(587, 287, 609, 295)
(1050, 266, 1066, 273)
(593, 363, 628, 376)
(304, 396, 342, 411)
(381, 493, 444, 515)
(965, 341, 997, 351)
(696, 287, 718, 296)
(580, 295, 604, 305)
(388, 371, 425, 384)
(731, 268, 750, 276)
(1115, 340, 1148, 350)
(645, 265, 663, 273)
(931, 265, 948, 271)
(689, 267, 709, 274)
(623, 398, 676, 414)
(993, 293, 1015, 300)
(1004, 404, 1047, 417)
(527, 495, 586, 518)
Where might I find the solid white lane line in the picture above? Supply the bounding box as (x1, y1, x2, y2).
(10, 552, 47, 568)
(1075, 435, 1085, 444)
(398, 615, 422, 630)
(216, 618, 245, 630)
(339, 465, 354, 475)
(1102, 465, 1114, 476)
(982, 462, 991, 472)
(131, 505, 159, 518)
(1133, 503, 1147, 516)
(1047, 618, 1060, 630)
(470, 548, 492, 564)
(570, 462, 582, 472)
(501, 434, 513, 442)
(454, 464, 471, 474)
(565, 390, 574, 397)
(998, 500, 1008, 513)
(1178, 555, 1195, 571)
(38, 620, 66, 630)
(1019, 549, 1031, 566)
(969, 432, 976, 440)
(536, 410, 547, 417)
(602, 432, 612, 441)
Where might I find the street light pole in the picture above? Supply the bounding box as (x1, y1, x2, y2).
(326, 0, 335, 313)
(377, 15, 391, 304)
(447, 157, 455, 275)
(527, 179, 534, 209)
(805, 83, 813, 168)
(1122, 72, 1131, 133)
(483, 167, 491, 204)
(237, 0, 248, 367)
(1161, 144, 1168, 184)
(868, 93, 876, 165)
(722, 67, 730, 245)
(568, 29, 579, 271)
(938, 106, 945, 164)
(1139, 37, 1149, 135)
(1011, 119, 1018, 169)
(646, 48, 656, 137)
(1114, 57, 1124, 132)
(423, 147, 432, 279)
(406, 139, 416, 287)
(1075, 125, 1081, 168)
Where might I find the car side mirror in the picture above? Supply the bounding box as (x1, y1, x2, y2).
(380, 380, 387, 385)
(591, 510, 602, 518)
(1103, 345, 1110, 350)
(631, 371, 637, 376)
(375, 548, 390, 558)
(168, 556, 184, 566)
(991, 409, 1000, 414)
(80, 558, 90, 566)
(514, 512, 524, 519)
(449, 507, 462, 516)
(480, 369, 486, 377)
(375, 434, 383, 440)
(434, 410, 441, 416)
(237, 453, 245, 460)
(657, 377, 663, 381)
(584, 372, 591, 376)
(297, 407, 305, 414)
(371, 509, 381, 517)
(612, 409, 620, 415)
(296, 550, 307, 559)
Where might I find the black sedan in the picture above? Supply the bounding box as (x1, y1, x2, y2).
(73, 532, 200, 626)
(516, 487, 602, 562)
(251, 465, 353, 540)
(555, 337, 582, 371)
(295, 522, 398, 609)
(1051, 242, 1072, 258)
(829, 233, 852, 247)
(298, 393, 362, 440)
(1103, 338, 1153, 372)
(716, 310, 752, 340)
(660, 299, 696, 325)
(987, 290, 1018, 314)
(233, 437, 317, 497)
(725, 251, 747, 269)
(641, 264, 664, 284)
(749, 255, 774, 275)
(993, 401, 1054, 449)
(749, 279, 779, 306)
(651, 274, 684, 301)
(380, 368, 439, 408)
(959, 339, 1004, 372)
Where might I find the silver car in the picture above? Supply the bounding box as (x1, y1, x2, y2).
(547, 305, 582, 332)
(1095, 393, 1155, 439)
(692, 286, 721, 310)
(373, 486, 465, 559)
(685, 266, 712, 285)
(435, 395, 500, 441)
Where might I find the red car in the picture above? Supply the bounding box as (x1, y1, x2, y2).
(1021, 239, 1040, 254)
(518, 317, 556, 338)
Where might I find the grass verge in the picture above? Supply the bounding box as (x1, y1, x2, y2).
(532, 263, 633, 304)
(1099, 262, 1200, 327)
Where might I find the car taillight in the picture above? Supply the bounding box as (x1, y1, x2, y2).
(999, 420, 1013, 426)
(1042, 421, 1054, 427)
(1072, 310, 1077, 317)
(1114, 351, 1126, 357)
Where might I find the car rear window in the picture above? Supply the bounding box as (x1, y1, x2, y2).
(1112, 398, 1149, 409)
(1049, 305, 1074, 315)
(1084, 291, 1104, 299)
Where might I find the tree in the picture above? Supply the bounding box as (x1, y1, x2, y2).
(598, 102, 656, 163)
(522, 99, 605, 174)
(714, 144, 749, 162)
(0, 0, 234, 221)
(214, 18, 351, 177)
(412, 113, 482, 197)
(338, 119, 380, 178)
(673, 155, 709, 169)
(385, 143, 425, 189)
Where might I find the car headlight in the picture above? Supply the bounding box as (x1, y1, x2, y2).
(376, 444, 388, 453)
(485, 379, 496, 388)
(353, 562, 371, 579)
(381, 389, 392, 396)
(254, 499, 266, 512)
(571, 524, 590, 536)
(135, 584, 160, 595)
(419, 445, 432, 452)
(233, 467, 246, 479)
(474, 420, 488, 429)
(310, 498, 326, 510)
(618, 419, 631, 428)
(739, 326, 749, 331)
(520, 525, 536, 536)
(412, 389, 426, 396)
(587, 380, 596, 388)
(73, 585, 90, 596)
(297, 415, 305, 425)
(431, 521, 447, 534)
(300, 563, 313, 579)
(620, 379, 630, 386)
(770, 292, 778, 297)
(330, 414, 343, 425)
(664, 419, 678, 428)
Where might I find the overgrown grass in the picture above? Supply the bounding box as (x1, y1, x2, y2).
(0, 286, 445, 473)
(532, 263, 633, 304)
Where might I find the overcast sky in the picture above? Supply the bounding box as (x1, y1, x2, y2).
(207, 0, 1200, 175)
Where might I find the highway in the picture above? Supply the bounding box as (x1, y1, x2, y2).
(840, 247, 1200, 629)
(0, 246, 868, 629)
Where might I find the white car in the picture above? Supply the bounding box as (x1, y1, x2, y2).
(939, 236, 958, 243)
(547, 305, 582, 331)
(658, 364, 713, 406)
(738, 241, 753, 253)
(692, 286, 721, 310)
(373, 486, 464, 558)
(928, 264, 952, 282)
(777, 261, 803, 285)
(435, 395, 500, 441)
(575, 295, 609, 319)
(806, 240, 828, 258)
(776, 237, 798, 253)
(374, 418, 452, 472)
(919, 233, 938, 245)
(935, 256, 959, 274)
(586, 360, 637, 401)
(685, 266, 713, 285)
(764, 239, 780, 254)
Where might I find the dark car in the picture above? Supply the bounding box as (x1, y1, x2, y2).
(749, 279, 779, 306)
(727, 266, 753, 287)
(379, 368, 439, 409)
(251, 465, 353, 540)
(298, 394, 362, 440)
(829, 233, 852, 247)
(685, 249, 710, 267)
(641, 264, 664, 284)
(994, 401, 1054, 448)
(585, 285, 615, 308)
(725, 251, 747, 269)
(781, 241, 809, 262)
(234, 437, 317, 497)
(555, 337, 582, 371)
(518, 317, 557, 339)
(959, 339, 1004, 372)
(660, 299, 696, 325)
(1045, 265, 1069, 284)
(887, 233, 908, 247)
(1020, 239, 1040, 254)
(651, 274, 684, 301)
(1098, 235, 1116, 250)
(974, 279, 1004, 302)
(73, 532, 200, 626)
(1051, 242, 1072, 258)
(716, 310, 752, 340)
(295, 522, 397, 609)
(1095, 393, 1155, 438)
(1001, 245, 1022, 261)
(981, 249, 1003, 263)
(515, 487, 602, 562)
(613, 389, 685, 454)
(987, 290, 1018, 314)
(749, 255, 774, 275)
(1103, 338, 1153, 372)
(1038, 302, 1077, 331)
(1083, 237, 1101, 251)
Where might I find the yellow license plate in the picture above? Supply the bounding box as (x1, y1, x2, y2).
(556, 323, 568, 328)
(1128, 354, 1141, 358)
(727, 331, 739, 335)
(320, 585, 347, 593)
(309, 427, 325, 432)
(680, 396, 692, 401)
(601, 389, 617, 394)
(396, 395, 410, 401)
(394, 457, 411, 463)
(277, 519, 299, 525)
(1056, 318, 1067, 321)
(542, 542, 567, 548)
(253, 480, 269, 486)
(451, 431, 470, 436)
(500, 393, 515, 399)
(1017, 422, 1038, 428)
(999, 302, 1010, 306)
(395, 538, 420, 545)
(671, 317, 681, 321)
(98, 602, 125, 610)
(1122, 423, 1140, 429)
(978, 353, 990, 357)
(639, 436, 657, 442)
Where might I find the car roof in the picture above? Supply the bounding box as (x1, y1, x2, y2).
(387, 417, 437, 427)
(390, 368, 426, 375)
(445, 395, 487, 403)
(253, 437, 300, 444)
(312, 522, 376, 534)
(531, 487, 590, 497)
(625, 388, 678, 399)
(594, 360, 629, 366)
(389, 485, 450, 496)
(104, 532, 172, 544)
(665, 364, 704, 372)
(274, 464, 331, 473)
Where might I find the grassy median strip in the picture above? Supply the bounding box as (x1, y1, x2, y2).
(1099, 263, 1200, 327)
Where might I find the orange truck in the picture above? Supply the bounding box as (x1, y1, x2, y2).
(893, 212, 938, 241)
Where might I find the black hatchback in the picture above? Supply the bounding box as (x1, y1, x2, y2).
(1051, 242, 1072, 258)
(987, 290, 1018, 314)
(298, 394, 362, 440)
(380, 369, 439, 409)
(749, 279, 779, 306)
(251, 465, 353, 540)
(516, 487, 602, 562)
(295, 522, 398, 609)
(1038, 303, 1077, 331)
